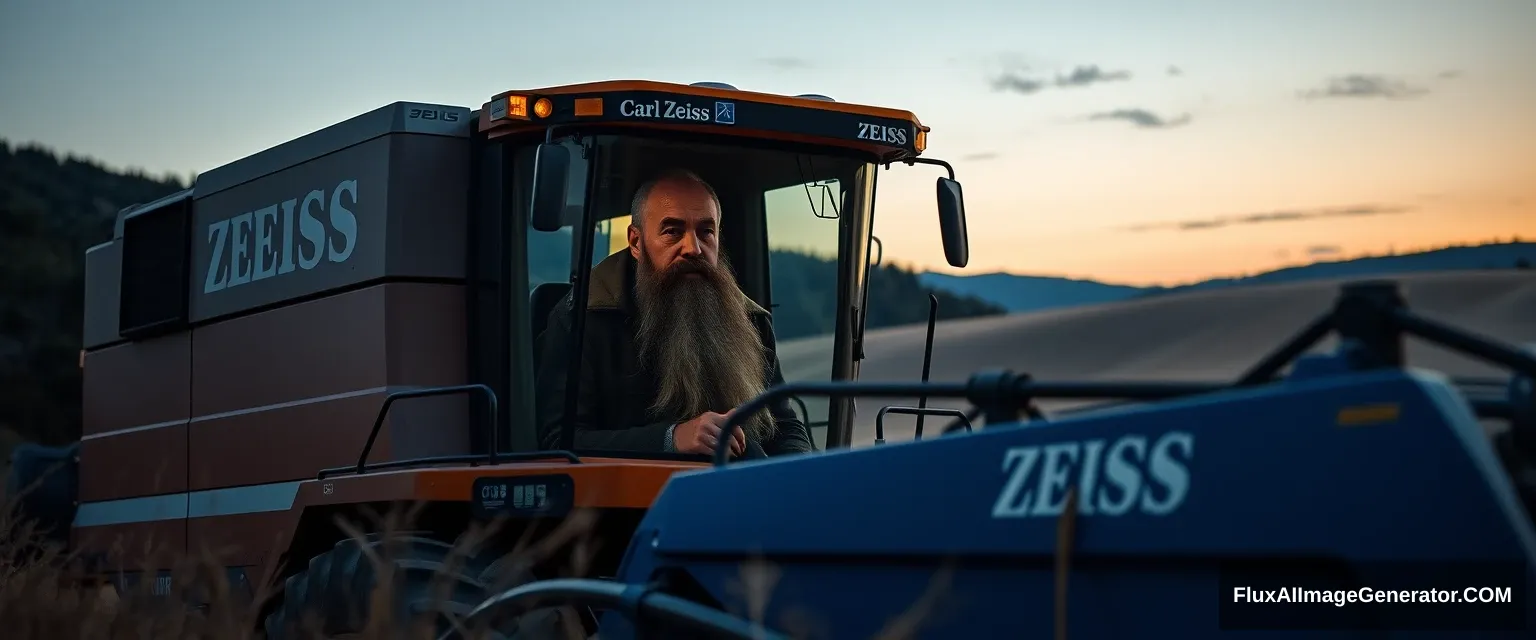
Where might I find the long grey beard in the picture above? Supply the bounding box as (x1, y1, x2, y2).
(634, 251, 776, 442)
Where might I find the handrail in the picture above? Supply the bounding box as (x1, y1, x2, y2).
(875, 406, 972, 444)
(353, 384, 499, 475)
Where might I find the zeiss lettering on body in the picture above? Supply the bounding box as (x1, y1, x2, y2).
(857, 122, 908, 146)
(203, 179, 359, 294)
(619, 98, 713, 123)
(990, 431, 1194, 518)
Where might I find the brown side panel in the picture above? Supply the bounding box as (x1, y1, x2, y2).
(188, 283, 469, 491)
(72, 521, 187, 572)
(186, 511, 296, 572)
(80, 335, 191, 502)
(78, 428, 189, 503)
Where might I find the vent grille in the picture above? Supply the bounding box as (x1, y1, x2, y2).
(119, 196, 192, 339)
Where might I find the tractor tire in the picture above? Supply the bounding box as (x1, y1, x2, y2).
(262, 532, 573, 639)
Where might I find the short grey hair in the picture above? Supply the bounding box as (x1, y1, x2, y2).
(630, 168, 721, 227)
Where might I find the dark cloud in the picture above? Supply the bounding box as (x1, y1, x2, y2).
(1300, 74, 1429, 100)
(758, 57, 813, 70)
(960, 152, 1000, 161)
(1438, 69, 1463, 80)
(989, 63, 1131, 95)
(1125, 204, 1413, 232)
(1087, 108, 1191, 129)
(1054, 65, 1132, 88)
(1167, 65, 1183, 77)
(990, 72, 1046, 95)
(1307, 245, 1343, 257)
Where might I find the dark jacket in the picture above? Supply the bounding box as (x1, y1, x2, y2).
(534, 250, 815, 459)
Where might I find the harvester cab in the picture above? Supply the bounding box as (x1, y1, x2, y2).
(25, 79, 974, 637)
(485, 81, 971, 455)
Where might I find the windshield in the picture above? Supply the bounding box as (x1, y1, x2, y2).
(524, 132, 875, 454)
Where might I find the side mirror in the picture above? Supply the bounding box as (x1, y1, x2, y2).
(529, 143, 571, 233)
(936, 177, 969, 268)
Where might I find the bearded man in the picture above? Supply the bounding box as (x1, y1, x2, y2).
(533, 169, 815, 458)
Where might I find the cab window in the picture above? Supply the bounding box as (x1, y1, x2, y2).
(763, 180, 843, 445)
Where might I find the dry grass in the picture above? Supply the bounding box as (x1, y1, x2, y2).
(1, 476, 948, 640)
(0, 492, 606, 639)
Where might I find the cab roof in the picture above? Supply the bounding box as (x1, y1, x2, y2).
(478, 80, 929, 163)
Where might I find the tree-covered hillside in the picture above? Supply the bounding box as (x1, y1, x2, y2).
(0, 140, 1002, 446)
(1, 142, 189, 447)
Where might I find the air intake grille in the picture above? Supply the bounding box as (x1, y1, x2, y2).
(119, 196, 192, 339)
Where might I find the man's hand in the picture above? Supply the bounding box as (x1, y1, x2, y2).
(674, 410, 746, 456)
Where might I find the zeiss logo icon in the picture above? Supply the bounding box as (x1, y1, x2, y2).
(714, 102, 736, 125)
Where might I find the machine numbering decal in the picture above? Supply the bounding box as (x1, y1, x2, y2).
(991, 431, 1194, 518)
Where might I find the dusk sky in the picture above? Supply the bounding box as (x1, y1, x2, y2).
(3, 0, 1532, 286)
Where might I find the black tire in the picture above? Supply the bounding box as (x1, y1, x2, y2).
(262, 532, 574, 639)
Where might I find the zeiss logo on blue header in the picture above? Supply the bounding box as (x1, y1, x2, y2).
(714, 102, 736, 125)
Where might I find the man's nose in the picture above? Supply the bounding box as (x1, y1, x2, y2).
(679, 231, 703, 257)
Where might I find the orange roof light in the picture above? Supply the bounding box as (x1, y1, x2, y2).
(574, 97, 603, 117)
(533, 97, 553, 119)
(507, 94, 529, 118)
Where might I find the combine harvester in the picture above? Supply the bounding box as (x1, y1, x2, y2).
(4, 78, 1533, 638)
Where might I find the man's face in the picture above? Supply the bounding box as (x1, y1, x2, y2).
(627, 179, 720, 279)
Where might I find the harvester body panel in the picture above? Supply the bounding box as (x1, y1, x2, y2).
(600, 366, 1536, 638)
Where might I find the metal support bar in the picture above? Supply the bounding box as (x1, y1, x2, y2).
(453, 578, 790, 640)
(713, 378, 1225, 466)
(875, 405, 972, 443)
(914, 294, 940, 440)
(317, 450, 581, 480)
(1392, 309, 1536, 377)
(355, 384, 499, 475)
(1236, 312, 1334, 386)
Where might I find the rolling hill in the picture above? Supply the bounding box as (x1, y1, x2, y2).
(920, 242, 1536, 313)
(917, 272, 1146, 313)
(783, 270, 1536, 445)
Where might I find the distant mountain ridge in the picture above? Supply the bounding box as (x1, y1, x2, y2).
(920, 242, 1535, 314)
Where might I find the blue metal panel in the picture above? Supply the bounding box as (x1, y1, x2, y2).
(598, 368, 1534, 638)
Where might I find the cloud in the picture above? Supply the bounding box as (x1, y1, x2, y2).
(1300, 74, 1429, 100)
(1087, 108, 1192, 129)
(1124, 204, 1414, 232)
(1307, 245, 1343, 257)
(1167, 65, 1183, 77)
(1438, 69, 1463, 80)
(989, 63, 1132, 95)
(960, 152, 1000, 161)
(1054, 65, 1132, 88)
(990, 72, 1046, 95)
(758, 57, 813, 70)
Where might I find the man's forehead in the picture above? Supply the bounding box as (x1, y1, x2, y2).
(643, 183, 719, 223)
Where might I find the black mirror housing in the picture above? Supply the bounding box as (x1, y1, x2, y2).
(529, 143, 572, 232)
(936, 177, 969, 268)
